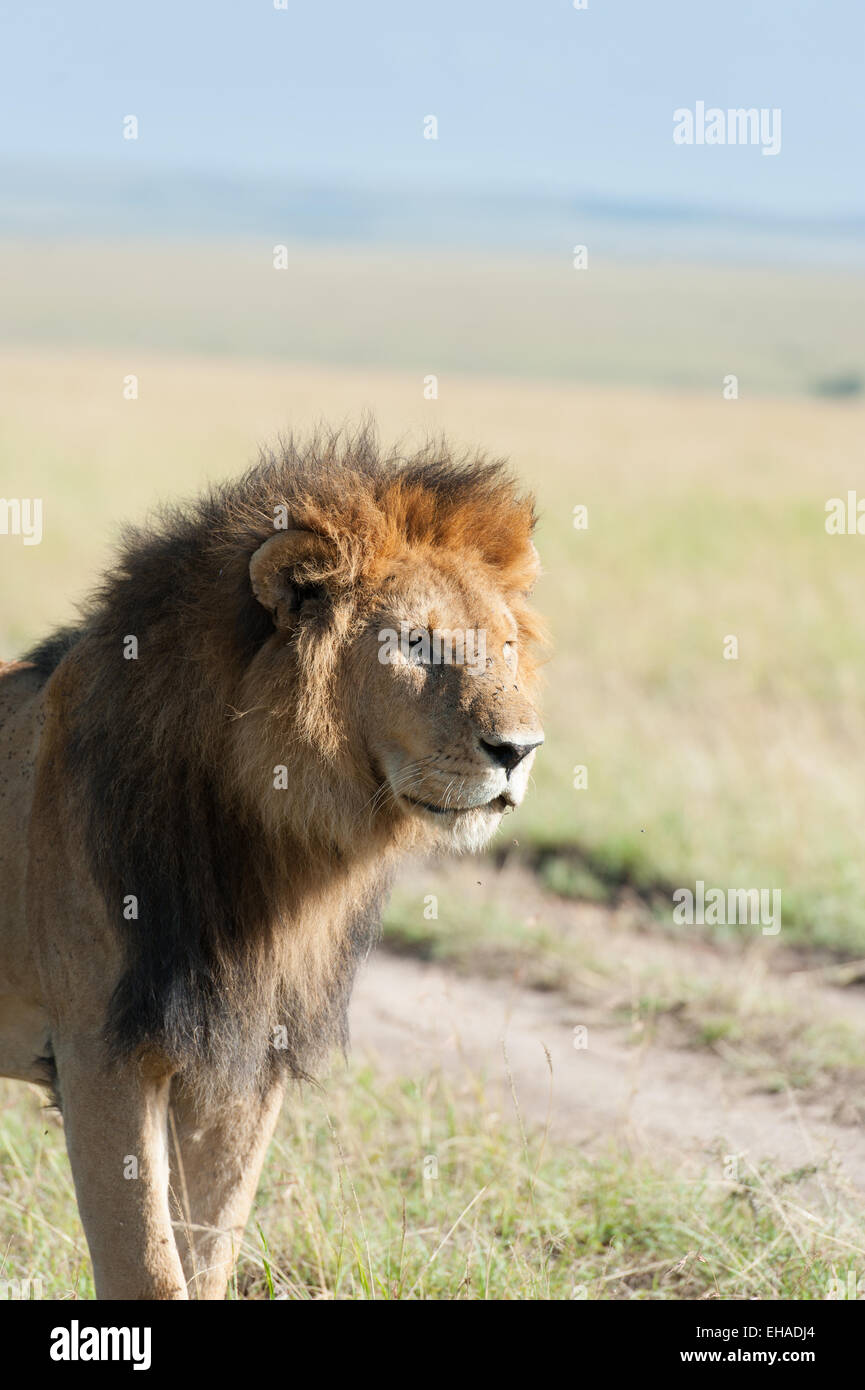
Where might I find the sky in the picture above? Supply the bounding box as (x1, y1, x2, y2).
(1, 0, 862, 221)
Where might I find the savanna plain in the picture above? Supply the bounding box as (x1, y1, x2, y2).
(2, 246, 865, 1298)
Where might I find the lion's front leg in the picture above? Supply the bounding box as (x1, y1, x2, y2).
(54, 1035, 188, 1300)
(168, 1075, 285, 1300)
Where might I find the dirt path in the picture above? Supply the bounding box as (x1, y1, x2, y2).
(349, 865, 865, 1191)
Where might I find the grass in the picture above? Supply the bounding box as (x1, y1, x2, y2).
(626, 988, 865, 1095)
(2, 1066, 861, 1301)
(2, 240, 865, 396)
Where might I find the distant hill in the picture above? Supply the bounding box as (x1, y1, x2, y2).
(2, 159, 864, 269)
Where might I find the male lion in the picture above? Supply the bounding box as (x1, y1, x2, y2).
(0, 430, 544, 1300)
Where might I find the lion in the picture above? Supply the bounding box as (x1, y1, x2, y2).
(0, 428, 544, 1300)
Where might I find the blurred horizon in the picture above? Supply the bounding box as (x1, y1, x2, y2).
(3, 155, 865, 269)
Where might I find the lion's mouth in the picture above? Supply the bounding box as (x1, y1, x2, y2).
(402, 793, 512, 817)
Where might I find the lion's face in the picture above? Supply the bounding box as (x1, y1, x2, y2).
(245, 503, 544, 855)
(349, 551, 543, 853)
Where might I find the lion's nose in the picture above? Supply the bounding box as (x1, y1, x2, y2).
(479, 733, 544, 776)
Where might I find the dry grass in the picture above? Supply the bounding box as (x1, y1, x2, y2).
(3, 241, 864, 394)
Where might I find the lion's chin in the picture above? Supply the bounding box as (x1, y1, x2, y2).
(446, 806, 504, 854)
(401, 795, 508, 854)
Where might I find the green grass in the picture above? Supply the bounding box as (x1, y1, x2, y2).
(3, 1067, 862, 1301)
(382, 877, 609, 990)
(0, 1096, 95, 1300)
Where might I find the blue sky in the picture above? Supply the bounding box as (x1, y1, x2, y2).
(1, 0, 862, 219)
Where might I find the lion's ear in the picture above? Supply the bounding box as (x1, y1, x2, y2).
(249, 530, 337, 629)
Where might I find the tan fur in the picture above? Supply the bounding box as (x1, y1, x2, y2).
(0, 431, 544, 1298)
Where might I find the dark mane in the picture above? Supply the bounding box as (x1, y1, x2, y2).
(24, 626, 81, 678)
